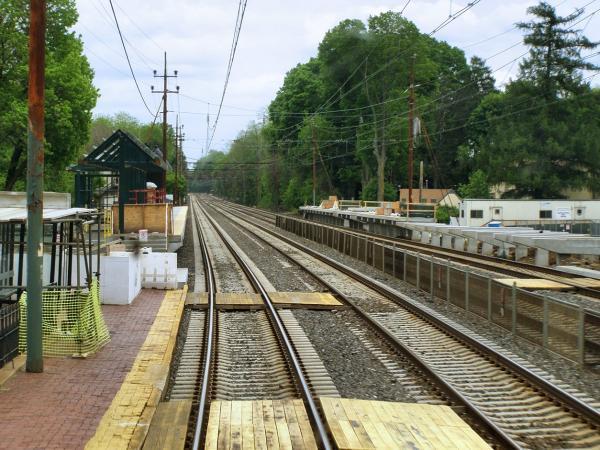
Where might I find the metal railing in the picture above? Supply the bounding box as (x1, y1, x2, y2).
(277, 215, 600, 365)
(0, 303, 19, 368)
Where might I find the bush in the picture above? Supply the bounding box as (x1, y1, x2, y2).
(436, 205, 459, 224)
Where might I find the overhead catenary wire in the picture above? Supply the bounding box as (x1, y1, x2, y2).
(206, 0, 248, 152)
(107, 0, 155, 117)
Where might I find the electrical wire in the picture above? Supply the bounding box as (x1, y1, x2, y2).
(107, 0, 155, 117)
(207, 0, 248, 152)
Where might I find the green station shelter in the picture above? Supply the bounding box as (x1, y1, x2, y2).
(70, 130, 170, 233)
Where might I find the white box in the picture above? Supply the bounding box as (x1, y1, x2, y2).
(100, 252, 141, 304)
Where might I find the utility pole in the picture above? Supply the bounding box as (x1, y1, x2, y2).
(175, 122, 185, 205)
(407, 54, 416, 206)
(151, 52, 179, 190)
(311, 120, 318, 206)
(174, 116, 179, 205)
(26, 0, 45, 373)
(205, 105, 210, 155)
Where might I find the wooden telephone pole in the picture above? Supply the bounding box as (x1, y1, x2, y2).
(174, 121, 185, 205)
(151, 52, 179, 190)
(26, 0, 46, 373)
(407, 54, 416, 205)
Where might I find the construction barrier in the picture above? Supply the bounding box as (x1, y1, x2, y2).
(19, 278, 110, 357)
(277, 215, 600, 365)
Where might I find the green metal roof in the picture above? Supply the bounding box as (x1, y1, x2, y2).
(69, 129, 170, 173)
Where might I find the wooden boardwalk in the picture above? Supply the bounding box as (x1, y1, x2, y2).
(205, 399, 318, 449)
(320, 397, 491, 450)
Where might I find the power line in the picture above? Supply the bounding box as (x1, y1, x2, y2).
(207, 0, 248, 152)
(114, 0, 164, 52)
(107, 0, 154, 117)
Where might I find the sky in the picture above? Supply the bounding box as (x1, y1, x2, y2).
(73, 0, 600, 166)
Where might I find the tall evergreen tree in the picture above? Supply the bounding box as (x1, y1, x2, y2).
(517, 2, 598, 99)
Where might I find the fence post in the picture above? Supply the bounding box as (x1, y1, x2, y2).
(372, 240, 376, 268)
(577, 307, 585, 365)
(430, 256, 434, 300)
(403, 251, 407, 281)
(465, 267, 470, 312)
(511, 282, 517, 335)
(392, 243, 396, 277)
(543, 295, 549, 348)
(487, 276, 492, 321)
(416, 253, 421, 290)
(381, 243, 385, 272)
(446, 259, 451, 301)
(364, 238, 368, 264)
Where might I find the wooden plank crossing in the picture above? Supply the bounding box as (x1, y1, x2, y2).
(320, 397, 491, 450)
(270, 292, 343, 309)
(495, 278, 574, 291)
(205, 399, 318, 449)
(143, 400, 192, 450)
(186, 292, 343, 310)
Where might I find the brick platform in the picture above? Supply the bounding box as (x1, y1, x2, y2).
(0, 289, 174, 450)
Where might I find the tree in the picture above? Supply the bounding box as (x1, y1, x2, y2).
(0, 0, 98, 192)
(517, 2, 598, 99)
(461, 1, 600, 198)
(458, 169, 491, 199)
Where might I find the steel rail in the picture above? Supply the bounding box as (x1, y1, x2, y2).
(191, 198, 217, 450)
(196, 200, 333, 450)
(209, 200, 600, 436)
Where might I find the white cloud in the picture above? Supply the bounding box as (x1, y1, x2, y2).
(75, 0, 600, 163)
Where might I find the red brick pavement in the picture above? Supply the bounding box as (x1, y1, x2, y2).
(0, 289, 166, 450)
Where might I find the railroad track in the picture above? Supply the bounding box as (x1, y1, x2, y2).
(215, 197, 600, 298)
(180, 197, 333, 449)
(205, 195, 600, 449)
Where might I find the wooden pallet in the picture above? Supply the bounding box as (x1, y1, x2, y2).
(320, 397, 490, 449)
(205, 399, 317, 449)
(186, 292, 343, 310)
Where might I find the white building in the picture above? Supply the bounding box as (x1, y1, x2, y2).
(458, 199, 600, 227)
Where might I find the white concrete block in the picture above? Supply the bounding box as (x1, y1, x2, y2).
(140, 252, 178, 289)
(482, 243, 494, 256)
(535, 248, 550, 267)
(100, 253, 141, 304)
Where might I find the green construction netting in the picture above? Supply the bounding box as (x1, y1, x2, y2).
(19, 278, 110, 357)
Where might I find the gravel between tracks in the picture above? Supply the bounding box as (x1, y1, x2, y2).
(292, 309, 417, 402)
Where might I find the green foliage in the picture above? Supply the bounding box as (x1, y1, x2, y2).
(517, 2, 598, 99)
(360, 179, 397, 201)
(459, 2, 600, 198)
(458, 170, 491, 199)
(436, 205, 459, 224)
(0, 0, 98, 192)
